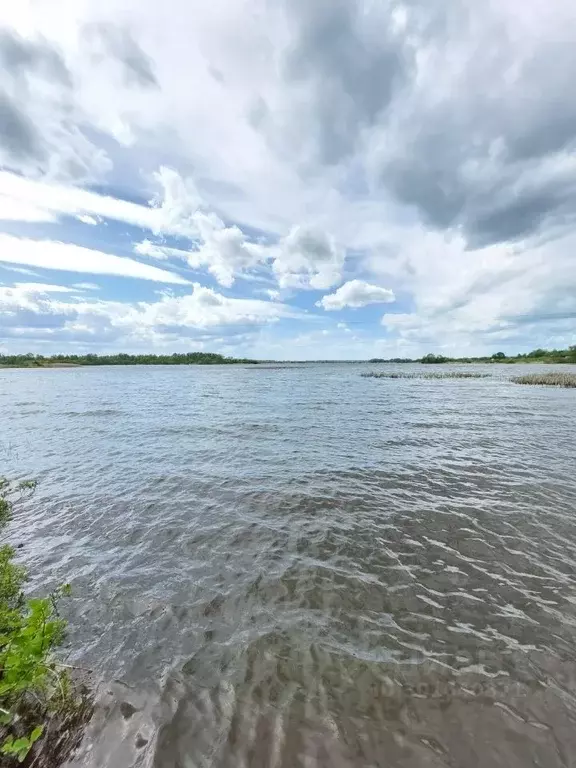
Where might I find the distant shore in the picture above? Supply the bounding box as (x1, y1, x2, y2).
(0, 346, 575, 368)
(0, 352, 257, 368)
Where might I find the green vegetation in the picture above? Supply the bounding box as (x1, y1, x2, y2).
(0, 479, 91, 765)
(0, 352, 257, 368)
(361, 371, 491, 380)
(369, 346, 576, 365)
(1, 347, 575, 369)
(511, 373, 576, 388)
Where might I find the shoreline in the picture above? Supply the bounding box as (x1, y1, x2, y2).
(2, 360, 576, 370)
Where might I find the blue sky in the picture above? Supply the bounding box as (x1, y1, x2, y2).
(1, 0, 576, 360)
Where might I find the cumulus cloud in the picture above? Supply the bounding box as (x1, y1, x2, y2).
(187, 212, 268, 287)
(0, 167, 344, 289)
(318, 279, 395, 310)
(126, 283, 294, 330)
(373, 226, 576, 354)
(273, 226, 344, 289)
(138, 192, 345, 290)
(0, 281, 300, 350)
(0, 234, 189, 284)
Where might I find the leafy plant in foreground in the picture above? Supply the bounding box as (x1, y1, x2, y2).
(0, 478, 79, 764)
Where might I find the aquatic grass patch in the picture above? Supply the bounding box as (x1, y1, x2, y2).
(510, 372, 576, 388)
(361, 371, 491, 380)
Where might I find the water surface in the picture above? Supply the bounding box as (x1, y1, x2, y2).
(2, 364, 576, 767)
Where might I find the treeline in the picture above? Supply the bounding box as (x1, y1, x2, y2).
(0, 352, 258, 367)
(369, 347, 576, 364)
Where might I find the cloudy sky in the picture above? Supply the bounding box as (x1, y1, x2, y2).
(1, 0, 575, 360)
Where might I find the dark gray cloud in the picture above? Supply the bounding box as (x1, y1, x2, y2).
(376, 5, 576, 247)
(0, 29, 71, 85)
(249, 0, 576, 247)
(0, 29, 112, 180)
(0, 93, 45, 162)
(467, 189, 572, 247)
(254, 0, 409, 166)
(85, 24, 158, 89)
(0, 30, 72, 172)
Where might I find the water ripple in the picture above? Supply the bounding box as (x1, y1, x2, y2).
(1, 363, 576, 767)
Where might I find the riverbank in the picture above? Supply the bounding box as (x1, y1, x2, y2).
(1, 346, 575, 368)
(0, 353, 257, 368)
(0, 362, 82, 369)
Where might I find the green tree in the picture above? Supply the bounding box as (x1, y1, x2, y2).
(421, 353, 450, 364)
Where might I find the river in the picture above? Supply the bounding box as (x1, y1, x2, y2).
(1, 363, 576, 767)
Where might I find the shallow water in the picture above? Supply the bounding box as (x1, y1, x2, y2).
(2, 363, 576, 768)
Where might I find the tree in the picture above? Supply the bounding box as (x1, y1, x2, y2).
(491, 352, 506, 359)
(421, 353, 449, 364)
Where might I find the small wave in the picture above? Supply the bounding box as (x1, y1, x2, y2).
(62, 409, 124, 417)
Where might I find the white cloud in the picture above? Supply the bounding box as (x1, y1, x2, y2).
(372, 227, 576, 354)
(187, 212, 268, 287)
(0, 168, 348, 290)
(139, 213, 345, 291)
(150, 166, 201, 238)
(134, 239, 190, 261)
(121, 283, 294, 330)
(0, 234, 189, 284)
(318, 280, 395, 311)
(73, 282, 100, 290)
(0, 169, 202, 238)
(0, 194, 58, 223)
(0, 282, 78, 315)
(0, 171, 162, 230)
(11, 282, 77, 294)
(273, 226, 344, 290)
(0, 280, 301, 351)
(1, 266, 39, 277)
(76, 214, 98, 225)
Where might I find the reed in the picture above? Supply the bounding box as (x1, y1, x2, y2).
(361, 371, 491, 380)
(510, 372, 576, 388)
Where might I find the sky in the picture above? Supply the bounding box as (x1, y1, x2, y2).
(0, 0, 575, 360)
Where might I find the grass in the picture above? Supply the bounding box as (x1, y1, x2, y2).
(510, 372, 576, 388)
(361, 371, 491, 380)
